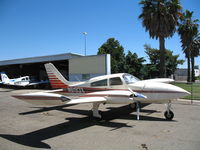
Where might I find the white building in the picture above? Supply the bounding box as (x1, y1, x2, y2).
(0, 53, 111, 82)
(174, 68, 200, 81)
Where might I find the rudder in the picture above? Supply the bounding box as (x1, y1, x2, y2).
(44, 63, 71, 89)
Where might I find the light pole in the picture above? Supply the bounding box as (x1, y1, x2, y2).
(83, 32, 87, 56)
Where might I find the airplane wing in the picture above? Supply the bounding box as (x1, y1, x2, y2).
(12, 90, 106, 105)
(66, 90, 146, 104)
(12, 89, 146, 105)
(26, 81, 49, 86)
(66, 97, 106, 104)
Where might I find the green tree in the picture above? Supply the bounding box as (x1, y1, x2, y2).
(139, 0, 182, 77)
(97, 38, 125, 73)
(144, 44, 184, 78)
(125, 51, 145, 78)
(191, 34, 200, 81)
(177, 10, 199, 82)
(98, 38, 145, 77)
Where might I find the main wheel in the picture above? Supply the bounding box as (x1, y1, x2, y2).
(164, 110, 174, 120)
(129, 103, 136, 109)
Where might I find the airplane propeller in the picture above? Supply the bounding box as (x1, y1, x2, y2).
(128, 88, 147, 99)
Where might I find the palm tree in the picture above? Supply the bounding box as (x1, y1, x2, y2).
(191, 34, 200, 82)
(177, 10, 199, 82)
(139, 0, 182, 77)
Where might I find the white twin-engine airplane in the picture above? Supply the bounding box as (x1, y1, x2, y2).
(13, 63, 190, 120)
(0, 72, 47, 87)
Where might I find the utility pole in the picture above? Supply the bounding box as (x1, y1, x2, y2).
(83, 32, 87, 56)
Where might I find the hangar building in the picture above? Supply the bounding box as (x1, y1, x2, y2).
(0, 53, 111, 82)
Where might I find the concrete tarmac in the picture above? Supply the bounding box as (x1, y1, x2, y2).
(0, 88, 200, 150)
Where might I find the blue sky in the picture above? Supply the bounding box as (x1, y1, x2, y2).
(0, 0, 199, 68)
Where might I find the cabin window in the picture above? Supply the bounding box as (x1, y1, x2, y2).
(91, 79, 107, 87)
(109, 77, 123, 86)
(123, 74, 140, 84)
(82, 74, 90, 80)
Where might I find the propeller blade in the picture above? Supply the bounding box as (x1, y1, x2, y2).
(128, 88, 147, 99)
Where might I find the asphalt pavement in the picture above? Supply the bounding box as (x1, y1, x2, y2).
(0, 88, 200, 150)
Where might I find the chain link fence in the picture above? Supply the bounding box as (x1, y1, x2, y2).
(173, 82, 200, 103)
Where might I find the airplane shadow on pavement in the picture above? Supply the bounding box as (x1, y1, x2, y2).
(0, 104, 175, 149)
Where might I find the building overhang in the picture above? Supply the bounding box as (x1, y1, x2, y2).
(0, 53, 83, 66)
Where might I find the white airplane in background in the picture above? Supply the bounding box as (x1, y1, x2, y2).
(13, 63, 190, 120)
(0, 72, 48, 87)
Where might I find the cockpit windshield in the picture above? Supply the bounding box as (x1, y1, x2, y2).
(123, 73, 140, 84)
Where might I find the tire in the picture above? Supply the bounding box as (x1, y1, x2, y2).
(164, 110, 174, 120)
(129, 103, 136, 109)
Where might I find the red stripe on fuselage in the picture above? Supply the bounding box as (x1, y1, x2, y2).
(51, 85, 68, 89)
(58, 86, 186, 94)
(49, 80, 65, 84)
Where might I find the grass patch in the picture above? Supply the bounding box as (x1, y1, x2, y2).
(172, 82, 200, 100)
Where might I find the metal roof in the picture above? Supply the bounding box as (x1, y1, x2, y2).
(0, 53, 83, 66)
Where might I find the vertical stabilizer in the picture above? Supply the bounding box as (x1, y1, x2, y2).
(44, 63, 71, 89)
(0, 72, 10, 84)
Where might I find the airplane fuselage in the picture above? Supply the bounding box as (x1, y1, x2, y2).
(49, 73, 189, 105)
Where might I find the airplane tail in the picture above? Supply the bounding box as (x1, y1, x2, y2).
(0, 72, 10, 84)
(44, 63, 71, 89)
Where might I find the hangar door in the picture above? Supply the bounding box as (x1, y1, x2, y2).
(68, 54, 110, 81)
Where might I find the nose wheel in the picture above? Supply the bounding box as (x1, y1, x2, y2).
(164, 101, 174, 120)
(164, 110, 174, 120)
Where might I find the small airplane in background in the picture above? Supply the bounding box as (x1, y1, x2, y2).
(0, 72, 48, 87)
(13, 63, 190, 120)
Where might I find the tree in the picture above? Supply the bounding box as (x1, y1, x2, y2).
(125, 51, 145, 78)
(144, 44, 184, 78)
(97, 38, 145, 77)
(191, 34, 200, 81)
(139, 0, 182, 77)
(97, 38, 125, 73)
(177, 10, 199, 82)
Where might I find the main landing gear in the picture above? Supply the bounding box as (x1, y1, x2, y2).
(164, 101, 174, 120)
(129, 102, 140, 120)
(92, 102, 102, 119)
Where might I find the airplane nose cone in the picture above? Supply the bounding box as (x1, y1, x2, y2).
(169, 85, 191, 97)
(143, 82, 190, 100)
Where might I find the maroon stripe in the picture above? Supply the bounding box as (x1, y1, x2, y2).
(48, 75, 57, 78)
(80, 94, 130, 98)
(134, 90, 185, 93)
(50, 81, 65, 84)
(59, 87, 185, 94)
(49, 78, 59, 80)
(13, 95, 60, 100)
(51, 85, 68, 88)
